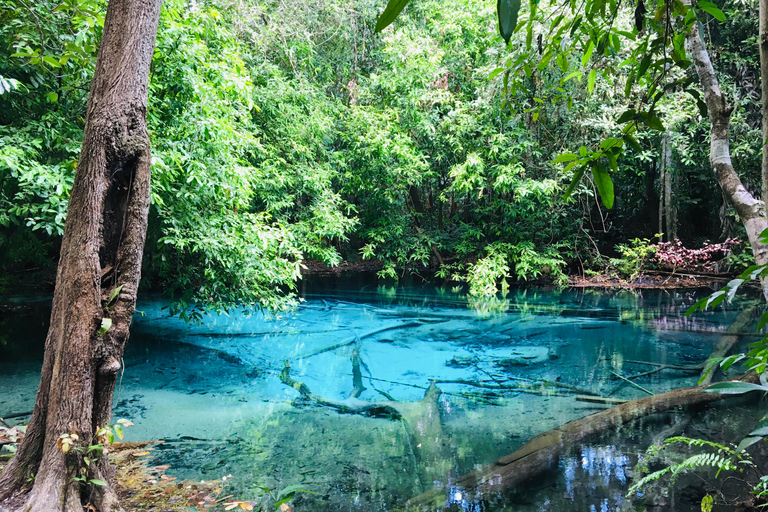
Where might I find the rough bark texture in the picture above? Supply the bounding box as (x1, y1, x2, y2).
(0, 1, 161, 511)
(687, 22, 768, 299)
(403, 373, 760, 511)
(761, 0, 768, 205)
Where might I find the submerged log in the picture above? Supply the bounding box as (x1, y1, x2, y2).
(403, 372, 760, 510)
(278, 361, 450, 493)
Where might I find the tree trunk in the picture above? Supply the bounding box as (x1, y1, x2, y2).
(662, 133, 676, 241)
(687, 21, 768, 299)
(0, 1, 161, 511)
(761, 0, 768, 205)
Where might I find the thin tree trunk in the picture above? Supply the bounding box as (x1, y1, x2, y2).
(659, 159, 665, 240)
(663, 133, 676, 241)
(687, 21, 768, 299)
(761, 0, 768, 205)
(0, 1, 161, 511)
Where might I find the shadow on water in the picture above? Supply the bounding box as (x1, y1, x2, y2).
(1, 278, 765, 511)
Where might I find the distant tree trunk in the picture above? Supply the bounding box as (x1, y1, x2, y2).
(659, 159, 665, 239)
(663, 133, 676, 241)
(761, 0, 768, 205)
(0, 1, 161, 511)
(687, 21, 768, 299)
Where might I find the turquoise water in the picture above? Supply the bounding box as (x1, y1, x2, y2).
(0, 281, 761, 511)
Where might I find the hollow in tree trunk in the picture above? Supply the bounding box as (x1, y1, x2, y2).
(0, 1, 161, 511)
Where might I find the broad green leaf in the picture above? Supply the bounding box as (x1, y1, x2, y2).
(642, 114, 665, 131)
(696, 98, 708, 117)
(626, 134, 642, 153)
(637, 54, 651, 79)
(497, 0, 522, 43)
(591, 162, 614, 209)
(554, 153, 578, 163)
(563, 166, 587, 201)
(697, 0, 726, 21)
(725, 278, 744, 302)
(488, 67, 505, 80)
(581, 40, 595, 67)
(705, 381, 768, 394)
(748, 426, 768, 436)
(617, 109, 636, 123)
(720, 354, 744, 372)
(375, 0, 410, 33)
(735, 436, 762, 453)
(89, 479, 108, 487)
(43, 56, 62, 68)
(587, 69, 597, 94)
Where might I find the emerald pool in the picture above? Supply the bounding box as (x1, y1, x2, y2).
(0, 280, 762, 511)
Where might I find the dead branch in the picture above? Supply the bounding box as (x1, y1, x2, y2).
(293, 321, 423, 359)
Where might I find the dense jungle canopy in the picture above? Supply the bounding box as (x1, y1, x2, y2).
(1, 0, 764, 312)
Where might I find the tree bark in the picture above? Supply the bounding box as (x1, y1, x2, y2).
(761, 0, 768, 205)
(687, 20, 768, 299)
(0, 1, 161, 511)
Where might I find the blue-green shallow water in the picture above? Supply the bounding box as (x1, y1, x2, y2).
(0, 282, 764, 511)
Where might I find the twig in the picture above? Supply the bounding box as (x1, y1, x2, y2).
(293, 321, 422, 359)
(611, 371, 654, 395)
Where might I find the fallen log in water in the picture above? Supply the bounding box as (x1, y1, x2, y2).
(403, 372, 760, 511)
(279, 361, 451, 493)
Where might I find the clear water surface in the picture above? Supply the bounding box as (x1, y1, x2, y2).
(0, 279, 763, 511)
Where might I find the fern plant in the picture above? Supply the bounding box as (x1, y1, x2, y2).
(628, 436, 753, 498)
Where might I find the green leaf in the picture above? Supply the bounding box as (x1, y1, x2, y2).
(697, 0, 726, 21)
(581, 40, 595, 67)
(42, 56, 62, 68)
(89, 479, 108, 487)
(637, 54, 651, 79)
(696, 98, 708, 117)
(626, 134, 642, 153)
(591, 162, 614, 209)
(705, 381, 768, 394)
(488, 67, 505, 80)
(617, 109, 637, 123)
(497, 0, 522, 44)
(554, 153, 578, 163)
(642, 114, 665, 131)
(375, 0, 410, 33)
(725, 278, 744, 302)
(108, 285, 123, 304)
(563, 166, 587, 201)
(735, 436, 762, 453)
(98, 317, 112, 336)
(748, 426, 768, 436)
(587, 69, 597, 94)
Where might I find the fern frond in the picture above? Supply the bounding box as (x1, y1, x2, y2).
(664, 436, 735, 455)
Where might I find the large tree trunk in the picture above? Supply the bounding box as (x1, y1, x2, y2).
(0, 1, 161, 511)
(687, 20, 768, 299)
